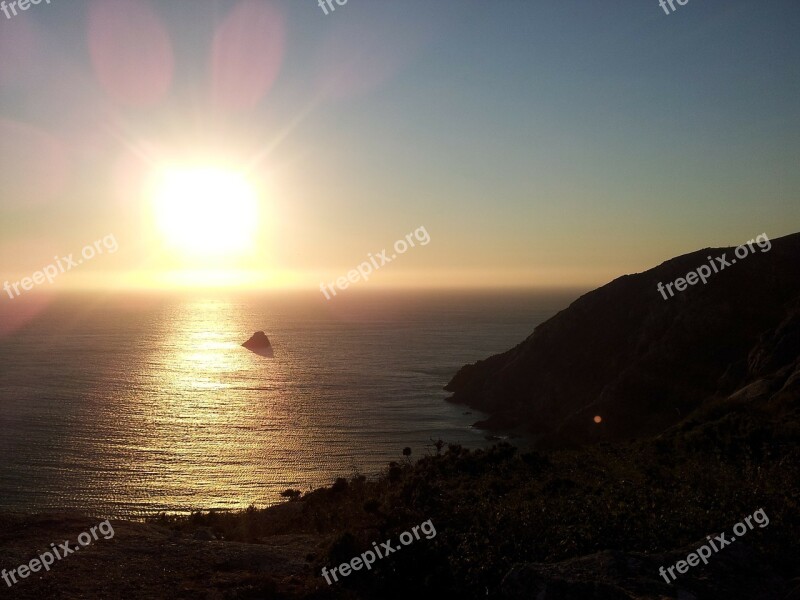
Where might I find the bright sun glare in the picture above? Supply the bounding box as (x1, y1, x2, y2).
(151, 166, 259, 257)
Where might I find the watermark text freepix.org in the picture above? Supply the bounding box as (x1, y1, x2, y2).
(659, 508, 769, 583)
(320, 226, 430, 300)
(318, 0, 348, 16)
(1, 0, 52, 21)
(3, 233, 118, 300)
(2, 520, 115, 588)
(658, 0, 691, 15)
(657, 233, 770, 300)
(321, 519, 436, 585)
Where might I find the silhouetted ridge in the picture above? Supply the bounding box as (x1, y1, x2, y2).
(445, 232, 800, 446)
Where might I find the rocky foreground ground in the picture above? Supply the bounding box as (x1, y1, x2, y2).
(2, 425, 798, 599)
(0, 510, 327, 599)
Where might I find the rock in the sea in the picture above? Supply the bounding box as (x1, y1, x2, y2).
(242, 331, 274, 356)
(242, 331, 272, 350)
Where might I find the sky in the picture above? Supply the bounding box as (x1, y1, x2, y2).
(0, 0, 798, 292)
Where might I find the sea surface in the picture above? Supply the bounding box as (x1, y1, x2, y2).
(0, 290, 578, 517)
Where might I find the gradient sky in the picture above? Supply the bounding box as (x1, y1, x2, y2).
(1, 0, 798, 291)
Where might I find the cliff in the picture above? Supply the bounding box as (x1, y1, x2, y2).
(445, 232, 800, 446)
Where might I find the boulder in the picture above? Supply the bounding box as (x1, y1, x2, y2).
(242, 331, 273, 356)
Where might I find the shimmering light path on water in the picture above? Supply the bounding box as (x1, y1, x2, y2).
(0, 291, 574, 517)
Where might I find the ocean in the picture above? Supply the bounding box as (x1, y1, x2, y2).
(0, 290, 577, 517)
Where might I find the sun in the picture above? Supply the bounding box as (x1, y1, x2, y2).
(150, 166, 260, 257)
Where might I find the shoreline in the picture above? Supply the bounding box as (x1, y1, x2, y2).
(2, 431, 798, 598)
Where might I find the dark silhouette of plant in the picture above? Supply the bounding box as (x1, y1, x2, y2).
(280, 489, 302, 501)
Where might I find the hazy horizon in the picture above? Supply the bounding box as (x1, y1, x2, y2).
(2, 0, 798, 294)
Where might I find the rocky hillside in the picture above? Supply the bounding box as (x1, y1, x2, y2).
(445, 232, 800, 446)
